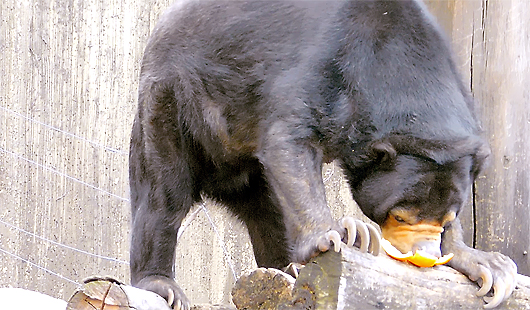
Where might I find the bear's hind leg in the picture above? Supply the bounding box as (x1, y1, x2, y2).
(129, 114, 196, 310)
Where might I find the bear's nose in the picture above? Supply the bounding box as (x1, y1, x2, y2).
(412, 240, 441, 258)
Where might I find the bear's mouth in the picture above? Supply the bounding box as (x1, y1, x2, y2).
(380, 209, 456, 258)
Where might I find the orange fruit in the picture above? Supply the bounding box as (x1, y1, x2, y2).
(381, 239, 454, 267)
(381, 239, 412, 261)
(408, 250, 438, 267)
(433, 253, 454, 265)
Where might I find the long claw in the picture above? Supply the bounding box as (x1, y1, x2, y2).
(328, 230, 342, 252)
(284, 263, 302, 278)
(341, 217, 357, 247)
(366, 223, 381, 256)
(483, 279, 506, 309)
(355, 220, 370, 253)
(167, 288, 175, 308)
(476, 265, 493, 297)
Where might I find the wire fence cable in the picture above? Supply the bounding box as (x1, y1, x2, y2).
(0, 218, 129, 265)
(0, 105, 127, 155)
(0, 147, 129, 202)
(0, 246, 81, 287)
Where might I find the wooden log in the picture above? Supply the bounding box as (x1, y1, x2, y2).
(66, 277, 172, 310)
(232, 246, 530, 309)
(66, 276, 237, 310)
(232, 267, 296, 309)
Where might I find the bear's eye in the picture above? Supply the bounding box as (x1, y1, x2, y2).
(394, 215, 406, 223)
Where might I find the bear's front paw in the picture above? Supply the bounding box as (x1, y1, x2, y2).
(292, 217, 380, 264)
(136, 275, 190, 310)
(449, 249, 517, 309)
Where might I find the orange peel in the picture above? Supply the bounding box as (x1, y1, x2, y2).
(381, 239, 454, 267)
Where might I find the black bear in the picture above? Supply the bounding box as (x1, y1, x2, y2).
(129, 1, 517, 309)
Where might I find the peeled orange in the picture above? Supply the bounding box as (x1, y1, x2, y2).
(381, 239, 454, 267)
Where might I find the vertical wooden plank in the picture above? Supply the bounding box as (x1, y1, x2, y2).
(470, 0, 530, 276)
(443, 0, 483, 249)
(425, 0, 530, 276)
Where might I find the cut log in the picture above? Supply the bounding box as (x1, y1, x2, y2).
(66, 277, 172, 310)
(70, 246, 530, 310)
(231, 267, 296, 309)
(66, 277, 237, 310)
(232, 245, 530, 309)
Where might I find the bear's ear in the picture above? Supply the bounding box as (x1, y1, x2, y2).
(370, 141, 397, 169)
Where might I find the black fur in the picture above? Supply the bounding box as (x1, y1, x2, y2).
(129, 0, 516, 307)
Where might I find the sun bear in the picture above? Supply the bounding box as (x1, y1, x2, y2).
(129, 1, 517, 309)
